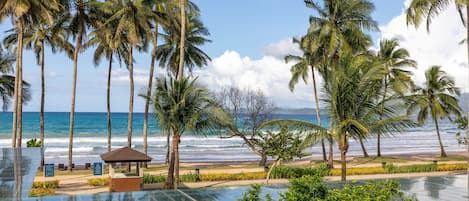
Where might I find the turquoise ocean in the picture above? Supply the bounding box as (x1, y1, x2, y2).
(0, 112, 465, 165)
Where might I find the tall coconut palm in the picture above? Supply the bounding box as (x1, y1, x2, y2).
(407, 66, 462, 157)
(143, 0, 170, 163)
(406, 0, 469, 179)
(86, 11, 129, 152)
(303, 0, 378, 171)
(4, 17, 72, 170)
(375, 38, 416, 157)
(63, 0, 98, 171)
(0, 0, 59, 148)
(104, 0, 153, 148)
(285, 37, 328, 162)
(152, 77, 228, 189)
(156, 13, 211, 77)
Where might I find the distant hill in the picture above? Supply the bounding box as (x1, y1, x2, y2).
(274, 93, 469, 115)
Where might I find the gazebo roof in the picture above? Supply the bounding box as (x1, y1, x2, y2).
(100, 147, 152, 163)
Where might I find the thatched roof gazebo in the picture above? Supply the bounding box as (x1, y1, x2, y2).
(100, 147, 152, 192)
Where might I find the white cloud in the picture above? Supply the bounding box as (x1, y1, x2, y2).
(111, 67, 152, 86)
(379, 2, 468, 92)
(195, 50, 316, 108)
(262, 38, 302, 59)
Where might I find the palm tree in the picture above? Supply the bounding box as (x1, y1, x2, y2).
(0, 45, 31, 112)
(0, 0, 59, 148)
(285, 37, 328, 162)
(406, 0, 469, 178)
(151, 76, 227, 189)
(156, 13, 211, 77)
(303, 0, 378, 170)
(86, 10, 129, 153)
(143, 0, 169, 163)
(4, 17, 72, 170)
(407, 66, 462, 157)
(104, 0, 154, 148)
(375, 38, 416, 157)
(63, 0, 98, 171)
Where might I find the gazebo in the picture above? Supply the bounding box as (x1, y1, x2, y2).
(100, 147, 152, 192)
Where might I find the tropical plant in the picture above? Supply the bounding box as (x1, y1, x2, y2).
(62, 0, 101, 172)
(85, 3, 129, 152)
(0, 45, 31, 112)
(406, 0, 469, 174)
(4, 15, 73, 170)
(285, 37, 328, 162)
(455, 116, 467, 145)
(151, 76, 228, 189)
(103, 0, 154, 148)
(215, 87, 276, 167)
(0, 0, 59, 148)
(156, 11, 211, 78)
(375, 38, 417, 157)
(302, 0, 378, 168)
(254, 124, 307, 183)
(407, 66, 462, 157)
(26, 138, 42, 147)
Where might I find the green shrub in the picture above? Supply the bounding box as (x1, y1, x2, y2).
(270, 165, 330, 179)
(29, 188, 55, 197)
(324, 180, 417, 201)
(32, 180, 59, 189)
(87, 177, 110, 186)
(238, 184, 273, 201)
(181, 172, 198, 182)
(143, 174, 166, 184)
(280, 175, 328, 201)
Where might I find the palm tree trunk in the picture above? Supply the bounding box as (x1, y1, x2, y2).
(165, 130, 178, 189)
(174, 134, 180, 189)
(127, 46, 134, 148)
(328, 137, 333, 168)
(339, 135, 348, 181)
(311, 66, 326, 161)
(144, 30, 158, 166)
(11, 19, 22, 148)
(68, 19, 84, 172)
(106, 54, 113, 152)
(358, 136, 369, 158)
(165, 129, 170, 165)
(16, 19, 24, 148)
(40, 42, 45, 171)
(377, 76, 388, 157)
(266, 158, 280, 184)
(434, 117, 447, 157)
(177, 0, 186, 81)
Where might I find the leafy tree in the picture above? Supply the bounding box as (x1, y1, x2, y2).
(255, 124, 307, 183)
(375, 38, 416, 157)
(455, 116, 467, 145)
(238, 184, 273, 201)
(151, 77, 228, 189)
(407, 66, 462, 157)
(215, 87, 276, 166)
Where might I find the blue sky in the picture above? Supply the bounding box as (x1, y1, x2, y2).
(1, 0, 466, 112)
